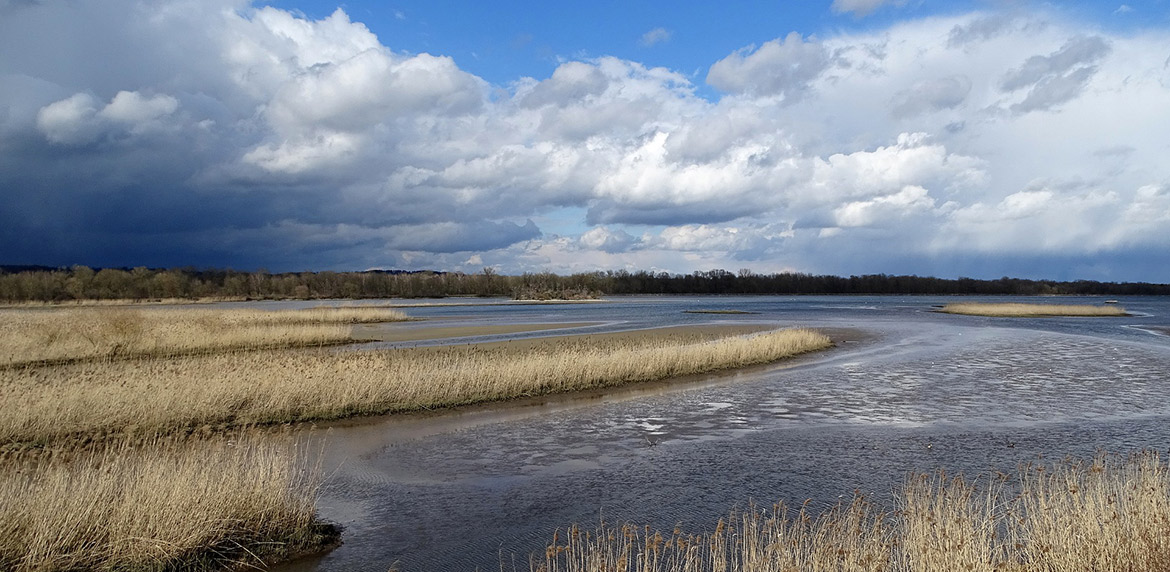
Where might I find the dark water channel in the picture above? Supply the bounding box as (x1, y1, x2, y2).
(272, 295, 1170, 572)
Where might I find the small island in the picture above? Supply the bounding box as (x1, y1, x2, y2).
(937, 302, 1128, 317)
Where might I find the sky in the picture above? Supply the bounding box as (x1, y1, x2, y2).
(2, 0, 1170, 281)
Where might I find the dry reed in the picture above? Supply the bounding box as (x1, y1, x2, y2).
(938, 302, 1127, 317)
(0, 328, 831, 447)
(534, 452, 1170, 572)
(0, 306, 409, 366)
(0, 431, 329, 572)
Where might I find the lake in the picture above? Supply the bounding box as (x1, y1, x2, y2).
(269, 295, 1170, 571)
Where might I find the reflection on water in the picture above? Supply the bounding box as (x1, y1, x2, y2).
(275, 296, 1170, 572)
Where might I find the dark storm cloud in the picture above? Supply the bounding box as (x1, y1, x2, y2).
(2, 2, 1169, 280)
(0, 1, 545, 270)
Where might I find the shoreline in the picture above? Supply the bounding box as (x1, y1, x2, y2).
(303, 326, 870, 439)
(1, 322, 841, 572)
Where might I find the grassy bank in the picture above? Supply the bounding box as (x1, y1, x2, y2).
(0, 432, 330, 572)
(937, 302, 1127, 317)
(1, 328, 830, 447)
(0, 306, 829, 570)
(0, 306, 408, 366)
(534, 452, 1170, 572)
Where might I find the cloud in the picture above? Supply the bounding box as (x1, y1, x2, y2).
(806, 133, 985, 204)
(1001, 36, 1110, 91)
(579, 226, 637, 253)
(36, 90, 180, 145)
(2, 2, 1170, 281)
(947, 14, 1017, 47)
(1009, 65, 1099, 113)
(890, 76, 972, 118)
(832, 185, 936, 228)
(35, 93, 101, 145)
(831, 0, 905, 18)
(999, 36, 1110, 113)
(520, 61, 610, 108)
(706, 32, 832, 100)
(640, 27, 671, 47)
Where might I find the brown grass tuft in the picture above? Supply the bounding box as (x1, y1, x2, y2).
(937, 302, 1127, 317)
(0, 328, 830, 447)
(0, 432, 329, 572)
(0, 306, 409, 367)
(535, 452, 1170, 572)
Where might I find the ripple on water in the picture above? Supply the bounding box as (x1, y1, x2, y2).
(291, 325, 1170, 572)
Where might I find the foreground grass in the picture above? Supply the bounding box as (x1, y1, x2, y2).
(0, 305, 409, 366)
(1, 328, 830, 447)
(0, 432, 330, 572)
(938, 302, 1127, 317)
(535, 452, 1170, 572)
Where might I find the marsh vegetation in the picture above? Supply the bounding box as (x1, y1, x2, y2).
(0, 305, 408, 367)
(0, 432, 328, 572)
(0, 302, 834, 570)
(937, 302, 1128, 317)
(535, 452, 1170, 572)
(1, 326, 830, 447)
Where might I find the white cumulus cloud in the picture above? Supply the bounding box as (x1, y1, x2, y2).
(4, 1, 1170, 279)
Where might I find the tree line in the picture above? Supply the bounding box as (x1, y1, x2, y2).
(1, 265, 1168, 303)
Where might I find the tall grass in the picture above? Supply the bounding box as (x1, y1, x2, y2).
(0, 328, 831, 447)
(534, 452, 1170, 572)
(0, 432, 329, 572)
(938, 302, 1127, 317)
(0, 306, 408, 366)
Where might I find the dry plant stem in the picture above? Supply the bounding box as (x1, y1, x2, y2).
(0, 306, 408, 366)
(0, 432, 327, 572)
(0, 328, 831, 446)
(938, 302, 1127, 317)
(535, 452, 1170, 572)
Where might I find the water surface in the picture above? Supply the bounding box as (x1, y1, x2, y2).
(274, 295, 1170, 571)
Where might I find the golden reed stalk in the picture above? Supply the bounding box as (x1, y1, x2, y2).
(1, 328, 831, 447)
(0, 305, 408, 366)
(0, 431, 329, 572)
(938, 302, 1126, 317)
(535, 452, 1170, 572)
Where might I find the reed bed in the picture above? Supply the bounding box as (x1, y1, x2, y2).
(0, 306, 408, 366)
(938, 302, 1127, 317)
(0, 328, 830, 447)
(0, 431, 329, 572)
(534, 452, 1170, 572)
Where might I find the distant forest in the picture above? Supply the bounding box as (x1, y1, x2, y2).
(1, 265, 1168, 303)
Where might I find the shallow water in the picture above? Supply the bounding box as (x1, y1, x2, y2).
(272, 295, 1170, 572)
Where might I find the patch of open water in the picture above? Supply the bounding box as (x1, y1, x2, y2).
(273, 295, 1170, 572)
